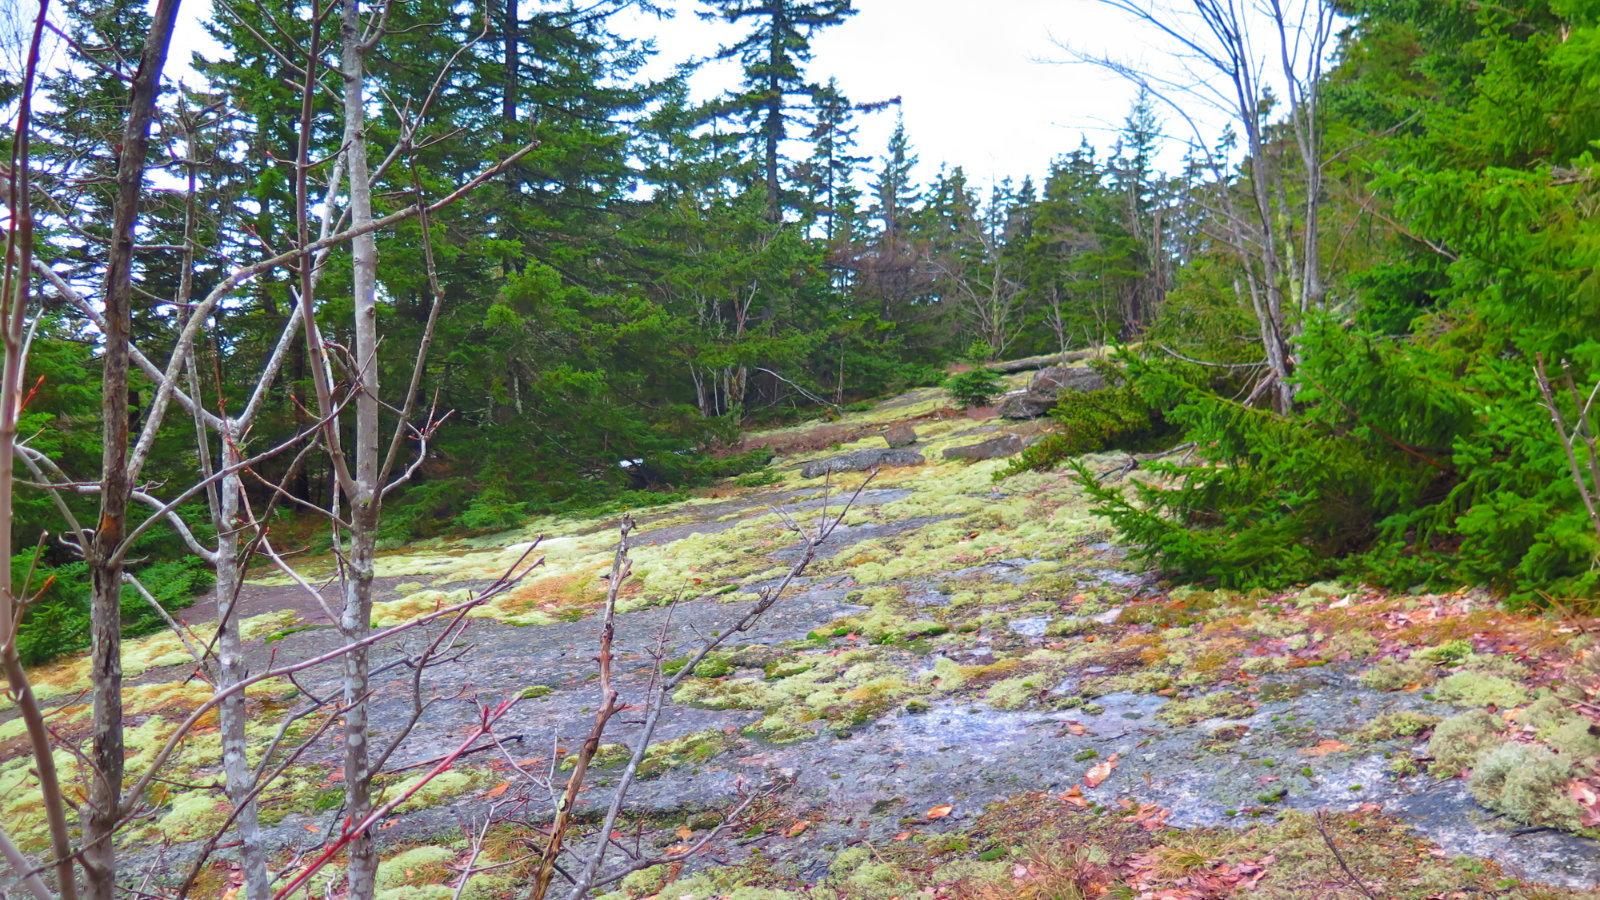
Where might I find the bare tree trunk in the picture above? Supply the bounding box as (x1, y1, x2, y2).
(338, 2, 383, 894)
(209, 446, 273, 900)
(0, 8, 78, 895)
(83, 6, 182, 897)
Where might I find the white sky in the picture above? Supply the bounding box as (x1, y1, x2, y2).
(611, 0, 1177, 190)
(147, 0, 1235, 194)
(617, 0, 1177, 192)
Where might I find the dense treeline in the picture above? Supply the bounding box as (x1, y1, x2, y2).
(1033, 0, 1600, 605)
(13, 0, 1181, 552)
(10, 0, 1600, 667)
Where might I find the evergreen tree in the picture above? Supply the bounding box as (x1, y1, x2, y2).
(700, 0, 856, 222)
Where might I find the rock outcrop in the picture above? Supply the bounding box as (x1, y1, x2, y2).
(943, 433, 1025, 460)
(800, 448, 925, 478)
(997, 365, 1107, 419)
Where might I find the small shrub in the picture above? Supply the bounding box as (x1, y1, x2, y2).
(944, 369, 1004, 410)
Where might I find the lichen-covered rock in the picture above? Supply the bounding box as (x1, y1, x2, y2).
(1434, 671, 1528, 708)
(882, 423, 918, 447)
(997, 366, 1107, 419)
(1029, 365, 1106, 395)
(996, 391, 1055, 420)
(1426, 709, 1506, 776)
(943, 433, 1025, 460)
(800, 448, 924, 478)
(1468, 742, 1588, 830)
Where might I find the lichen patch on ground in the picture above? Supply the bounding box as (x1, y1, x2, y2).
(6, 377, 1600, 895)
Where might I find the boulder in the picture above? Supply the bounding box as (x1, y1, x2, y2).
(996, 392, 1056, 420)
(882, 424, 918, 448)
(800, 448, 924, 478)
(1029, 365, 1105, 394)
(999, 365, 1107, 420)
(943, 433, 1025, 461)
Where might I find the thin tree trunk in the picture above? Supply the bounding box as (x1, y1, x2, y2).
(0, 7, 77, 894)
(212, 448, 271, 900)
(84, 5, 182, 897)
(502, 0, 518, 123)
(339, 1, 383, 894)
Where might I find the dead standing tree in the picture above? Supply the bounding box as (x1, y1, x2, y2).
(1062, 0, 1335, 412)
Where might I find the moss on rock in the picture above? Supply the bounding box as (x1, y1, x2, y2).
(1433, 671, 1528, 708)
(1358, 657, 1437, 692)
(1426, 710, 1506, 776)
(1468, 742, 1589, 832)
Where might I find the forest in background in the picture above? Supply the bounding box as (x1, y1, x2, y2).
(7, 0, 1600, 669)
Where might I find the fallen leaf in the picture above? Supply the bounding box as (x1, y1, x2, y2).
(677, 825, 694, 839)
(1059, 785, 1088, 807)
(1064, 722, 1087, 736)
(1298, 739, 1350, 757)
(1084, 752, 1120, 788)
(480, 781, 510, 799)
(786, 820, 809, 837)
(925, 804, 953, 820)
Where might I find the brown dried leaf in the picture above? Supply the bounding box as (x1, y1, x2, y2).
(1084, 752, 1120, 788)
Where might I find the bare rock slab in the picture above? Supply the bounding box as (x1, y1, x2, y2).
(800, 448, 925, 478)
(943, 433, 1025, 460)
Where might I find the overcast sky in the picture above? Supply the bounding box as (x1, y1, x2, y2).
(154, 0, 1220, 192)
(612, 0, 1179, 192)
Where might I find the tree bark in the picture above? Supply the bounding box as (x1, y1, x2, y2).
(502, 0, 519, 123)
(84, 4, 182, 898)
(338, 1, 383, 895)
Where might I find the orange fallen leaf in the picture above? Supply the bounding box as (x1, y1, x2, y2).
(1298, 739, 1349, 757)
(303, 824, 321, 833)
(925, 804, 953, 820)
(480, 781, 510, 799)
(677, 825, 694, 839)
(892, 831, 912, 841)
(1059, 786, 1088, 808)
(786, 821, 809, 837)
(1084, 752, 1120, 788)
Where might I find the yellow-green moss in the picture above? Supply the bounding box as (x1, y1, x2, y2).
(1354, 711, 1441, 743)
(1158, 690, 1254, 726)
(389, 768, 481, 814)
(1433, 672, 1528, 708)
(1426, 710, 1506, 776)
(376, 845, 458, 890)
(1357, 658, 1437, 692)
(1468, 743, 1589, 832)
